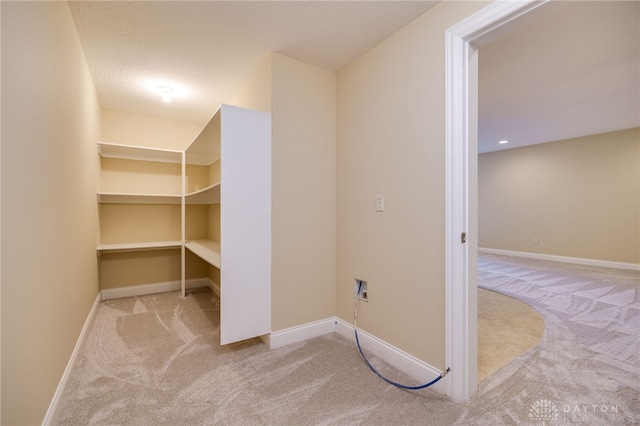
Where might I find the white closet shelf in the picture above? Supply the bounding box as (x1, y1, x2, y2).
(97, 240, 182, 253)
(185, 182, 221, 204)
(98, 192, 182, 204)
(185, 240, 221, 268)
(98, 142, 182, 164)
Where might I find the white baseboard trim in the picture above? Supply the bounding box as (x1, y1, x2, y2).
(101, 278, 212, 300)
(335, 318, 447, 395)
(43, 292, 102, 425)
(479, 247, 640, 271)
(209, 279, 220, 298)
(267, 317, 446, 395)
(267, 317, 337, 349)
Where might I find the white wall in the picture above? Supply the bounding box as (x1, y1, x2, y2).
(1, 2, 101, 424)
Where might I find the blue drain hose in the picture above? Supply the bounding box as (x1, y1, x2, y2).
(353, 296, 450, 390)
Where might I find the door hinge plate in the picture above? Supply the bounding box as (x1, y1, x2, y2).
(461, 232, 466, 243)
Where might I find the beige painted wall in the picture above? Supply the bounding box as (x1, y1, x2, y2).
(1, 2, 101, 424)
(101, 108, 203, 151)
(479, 128, 640, 264)
(336, 1, 490, 368)
(271, 54, 337, 331)
(100, 250, 208, 289)
(229, 55, 273, 114)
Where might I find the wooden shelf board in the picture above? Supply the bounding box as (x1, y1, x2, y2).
(98, 142, 182, 164)
(185, 239, 221, 268)
(97, 240, 182, 253)
(185, 182, 221, 204)
(98, 192, 182, 204)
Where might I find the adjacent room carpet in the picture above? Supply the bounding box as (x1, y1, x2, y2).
(55, 253, 640, 425)
(466, 253, 640, 425)
(477, 287, 545, 382)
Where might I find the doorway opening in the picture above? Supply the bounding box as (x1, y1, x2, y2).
(444, 0, 550, 403)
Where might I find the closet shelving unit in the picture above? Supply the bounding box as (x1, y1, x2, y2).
(97, 104, 272, 345)
(97, 142, 183, 253)
(183, 104, 272, 345)
(183, 111, 222, 271)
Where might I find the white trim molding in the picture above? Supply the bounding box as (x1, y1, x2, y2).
(335, 319, 446, 395)
(266, 317, 446, 394)
(43, 293, 102, 425)
(267, 318, 337, 349)
(209, 279, 220, 298)
(444, 0, 549, 403)
(479, 247, 640, 271)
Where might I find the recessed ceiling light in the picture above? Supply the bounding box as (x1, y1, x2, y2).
(498, 140, 509, 145)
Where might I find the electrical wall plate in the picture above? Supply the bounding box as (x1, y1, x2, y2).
(354, 278, 368, 301)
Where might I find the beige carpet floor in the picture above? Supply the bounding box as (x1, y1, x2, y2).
(477, 288, 545, 381)
(55, 254, 640, 425)
(54, 289, 462, 425)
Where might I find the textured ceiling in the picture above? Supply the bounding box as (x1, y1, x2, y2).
(478, 1, 640, 153)
(68, 1, 438, 123)
(70, 1, 639, 151)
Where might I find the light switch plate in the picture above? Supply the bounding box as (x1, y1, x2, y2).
(376, 194, 384, 212)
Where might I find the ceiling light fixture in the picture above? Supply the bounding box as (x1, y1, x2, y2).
(144, 80, 189, 103)
(498, 140, 509, 145)
(159, 86, 173, 103)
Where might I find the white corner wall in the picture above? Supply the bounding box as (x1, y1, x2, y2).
(1, 2, 101, 424)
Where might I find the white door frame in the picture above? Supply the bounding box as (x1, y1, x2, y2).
(444, 0, 549, 403)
